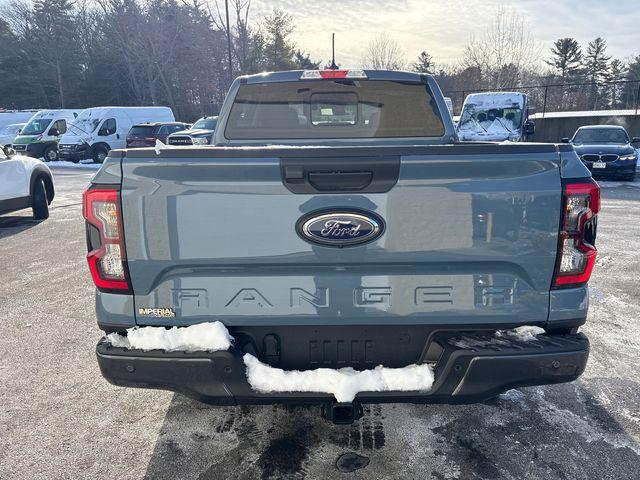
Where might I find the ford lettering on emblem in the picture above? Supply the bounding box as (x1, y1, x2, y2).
(297, 209, 384, 247)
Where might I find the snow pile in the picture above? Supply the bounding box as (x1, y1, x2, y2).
(243, 354, 434, 402)
(450, 325, 545, 349)
(496, 325, 545, 342)
(47, 160, 101, 169)
(154, 139, 175, 154)
(106, 321, 233, 352)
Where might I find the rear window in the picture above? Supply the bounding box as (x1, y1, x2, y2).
(225, 80, 445, 140)
(129, 126, 157, 136)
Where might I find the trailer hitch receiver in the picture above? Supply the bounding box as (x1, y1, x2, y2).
(322, 402, 363, 425)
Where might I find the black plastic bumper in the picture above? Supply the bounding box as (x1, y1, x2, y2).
(58, 147, 87, 161)
(96, 332, 589, 405)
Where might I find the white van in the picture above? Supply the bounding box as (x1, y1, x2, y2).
(455, 92, 534, 142)
(58, 106, 175, 163)
(0, 110, 39, 130)
(12, 110, 81, 161)
(1, 123, 26, 154)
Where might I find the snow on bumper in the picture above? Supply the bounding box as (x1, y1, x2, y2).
(98, 324, 589, 405)
(243, 353, 434, 403)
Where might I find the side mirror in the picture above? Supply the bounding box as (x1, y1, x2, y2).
(4, 147, 15, 157)
(561, 137, 570, 143)
(632, 137, 640, 144)
(49, 129, 59, 137)
(523, 120, 535, 135)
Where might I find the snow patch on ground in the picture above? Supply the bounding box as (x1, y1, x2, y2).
(589, 287, 606, 303)
(48, 160, 101, 169)
(243, 354, 434, 402)
(499, 389, 527, 404)
(106, 321, 233, 352)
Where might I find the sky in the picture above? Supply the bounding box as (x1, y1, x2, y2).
(250, 0, 640, 68)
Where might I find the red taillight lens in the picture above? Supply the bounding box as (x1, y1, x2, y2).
(300, 70, 368, 80)
(82, 186, 132, 293)
(553, 179, 600, 287)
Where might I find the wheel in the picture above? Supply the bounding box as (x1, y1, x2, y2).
(93, 145, 109, 164)
(32, 177, 49, 220)
(43, 145, 58, 162)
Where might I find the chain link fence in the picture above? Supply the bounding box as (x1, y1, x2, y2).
(443, 80, 640, 118)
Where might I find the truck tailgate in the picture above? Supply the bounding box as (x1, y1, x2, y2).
(120, 144, 561, 328)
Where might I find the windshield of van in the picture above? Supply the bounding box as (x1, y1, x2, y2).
(21, 118, 52, 135)
(225, 80, 445, 140)
(70, 117, 101, 134)
(192, 118, 217, 130)
(458, 104, 523, 133)
(573, 128, 629, 144)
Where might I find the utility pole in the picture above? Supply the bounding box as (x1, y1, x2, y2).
(225, 0, 233, 86)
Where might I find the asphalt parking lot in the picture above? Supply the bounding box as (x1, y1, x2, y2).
(1, 167, 639, 480)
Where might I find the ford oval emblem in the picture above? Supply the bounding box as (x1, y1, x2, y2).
(297, 209, 384, 247)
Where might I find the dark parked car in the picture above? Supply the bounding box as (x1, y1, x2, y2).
(563, 125, 639, 181)
(126, 122, 190, 148)
(167, 116, 217, 146)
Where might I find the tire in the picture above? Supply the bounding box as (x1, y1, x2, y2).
(43, 145, 58, 162)
(93, 145, 109, 164)
(32, 177, 49, 220)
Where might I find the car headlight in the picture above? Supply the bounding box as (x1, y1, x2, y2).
(192, 137, 209, 145)
(620, 153, 638, 161)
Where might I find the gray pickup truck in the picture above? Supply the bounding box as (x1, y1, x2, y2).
(85, 69, 598, 423)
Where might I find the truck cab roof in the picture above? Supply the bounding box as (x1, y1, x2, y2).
(239, 69, 431, 84)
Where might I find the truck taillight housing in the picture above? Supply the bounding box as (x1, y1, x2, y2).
(553, 179, 600, 288)
(82, 186, 132, 293)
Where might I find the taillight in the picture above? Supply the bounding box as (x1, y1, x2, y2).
(553, 178, 600, 288)
(300, 69, 367, 80)
(82, 186, 132, 293)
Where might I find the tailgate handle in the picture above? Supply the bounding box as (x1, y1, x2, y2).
(280, 156, 400, 194)
(308, 171, 373, 191)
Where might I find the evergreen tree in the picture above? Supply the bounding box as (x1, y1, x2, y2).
(605, 59, 627, 107)
(293, 50, 320, 69)
(545, 38, 582, 79)
(413, 51, 435, 74)
(583, 37, 611, 108)
(29, 0, 81, 107)
(624, 55, 640, 110)
(584, 37, 611, 83)
(262, 9, 296, 71)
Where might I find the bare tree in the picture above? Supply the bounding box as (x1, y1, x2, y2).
(362, 33, 405, 70)
(462, 6, 542, 88)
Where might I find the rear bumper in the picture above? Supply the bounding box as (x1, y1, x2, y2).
(96, 332, 589, 405)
